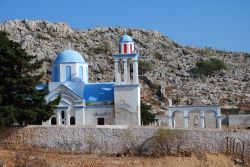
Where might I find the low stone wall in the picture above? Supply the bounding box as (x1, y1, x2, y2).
(3, 125, 250, 155)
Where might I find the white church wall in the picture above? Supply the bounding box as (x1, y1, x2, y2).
(85, 106, 114, 125)
(74, 108, 85, 125)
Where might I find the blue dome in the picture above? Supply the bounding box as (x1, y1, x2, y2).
(54, 50, 85, 64)
(119, 34, 133, 42)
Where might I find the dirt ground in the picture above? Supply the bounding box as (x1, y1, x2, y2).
(0, 146, 243, 167)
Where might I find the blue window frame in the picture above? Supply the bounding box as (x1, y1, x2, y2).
(66, 66, 71, 81)
(53, 66, 59, 82)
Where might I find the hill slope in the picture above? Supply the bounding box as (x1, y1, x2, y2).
(0, 20, 249, 113)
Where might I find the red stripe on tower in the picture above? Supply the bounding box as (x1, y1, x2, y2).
(124, 44, 127, 54)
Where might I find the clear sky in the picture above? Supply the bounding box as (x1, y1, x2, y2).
(0, 0, 249, 53)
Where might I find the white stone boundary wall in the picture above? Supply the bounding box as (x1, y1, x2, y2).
(4, 125, 250, 155)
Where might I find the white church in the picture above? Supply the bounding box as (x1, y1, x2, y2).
(42, 32, 141, 126)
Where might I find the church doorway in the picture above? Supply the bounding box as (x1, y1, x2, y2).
(51, 117, 56, 125)
(70, 117, 75, 125)
(97, 118, 105, 125)
(61, 110, 66, 125)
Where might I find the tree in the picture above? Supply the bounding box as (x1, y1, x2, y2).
(138, 60, 153, 75)
(141, 102, 155, 125)
(193, 58, 227, 76)
(0, 31, 60, 127)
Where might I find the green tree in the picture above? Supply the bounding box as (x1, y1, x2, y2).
(141, 102, 155, 125)
(138, 60, 153, 75)
(0, 31, 60, 127)
(193, 58, 227, 76)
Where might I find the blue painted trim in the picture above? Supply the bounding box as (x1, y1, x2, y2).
(114, 84, 140, 88)
(56, 106, 68, 109)
(85, 105, 114, 109)
(113, 54, 139, 58)
(75, 105, 85, 109)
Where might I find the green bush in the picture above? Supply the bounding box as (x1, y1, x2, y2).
(153, 52, 163, 60)
(141, 103, 155, 125)
(138, 60, 153, 74)
(193, 58, 227, 76)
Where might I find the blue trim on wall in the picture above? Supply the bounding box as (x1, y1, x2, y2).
(113, 53, 139, 59)
(85, 105, 114, 109)
(114, 84, 140, 88)
(74, 105, 85, 109)
(56, 106, 68, 109)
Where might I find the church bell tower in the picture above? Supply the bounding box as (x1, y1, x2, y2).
(113, 31, 141, 125)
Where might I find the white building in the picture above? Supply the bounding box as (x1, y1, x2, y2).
(42, 32, 141, 126)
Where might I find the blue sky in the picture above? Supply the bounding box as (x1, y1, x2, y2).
(0, 0, 249, 52)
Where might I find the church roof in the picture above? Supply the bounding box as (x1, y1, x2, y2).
(84, 83, 114, 102)
(54, 49, 85, 64)
(119, 34, 133, 42)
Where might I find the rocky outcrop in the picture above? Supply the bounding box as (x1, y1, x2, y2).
(1, 19, 249, 113)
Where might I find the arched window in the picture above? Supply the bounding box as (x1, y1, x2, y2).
(53, 66, 59, 82)
(61, 111, 65, 119)
(66, 66, 71, 81)
(70, 117, 75, 125)
(51, 117, 56, 125)
(79, 66, 83, 81)
(119, 44, 121, 53)
(123, 44, 127, 54)
(130, 44, 132, 53)
(194, 115, 199, 125)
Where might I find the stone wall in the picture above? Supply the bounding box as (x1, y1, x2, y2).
(4, 125, 250, 155)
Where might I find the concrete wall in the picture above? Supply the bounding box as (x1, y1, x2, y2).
(4, 126, 250, 155)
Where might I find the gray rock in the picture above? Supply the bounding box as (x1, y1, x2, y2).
(0, 19, 249, 110)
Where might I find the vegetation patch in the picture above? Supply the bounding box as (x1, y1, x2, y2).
(138, 60, 153, 74)
(192, 58, 227, 76)
(141, 103, 155, 125)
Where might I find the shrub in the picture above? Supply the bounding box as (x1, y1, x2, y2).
(153, 52, 163, 60)
(120, 129, 137, 155)
(141, 103, 155, 125)
(154, 128, 184, 156)
(193, 58, 227, 76)
(138, 60, 153, 74)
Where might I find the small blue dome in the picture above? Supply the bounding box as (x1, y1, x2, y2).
(54, 50, 85, 64)
(119, 34, 133, 42)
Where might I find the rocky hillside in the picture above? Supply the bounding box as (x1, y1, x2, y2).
(0, 20, 249, 113)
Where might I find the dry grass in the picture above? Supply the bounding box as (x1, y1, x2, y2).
(0, 147, 243, 167)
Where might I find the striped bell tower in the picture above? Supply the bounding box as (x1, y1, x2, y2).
(113, 31, 141, 126)
(114, 31, 139, 85)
